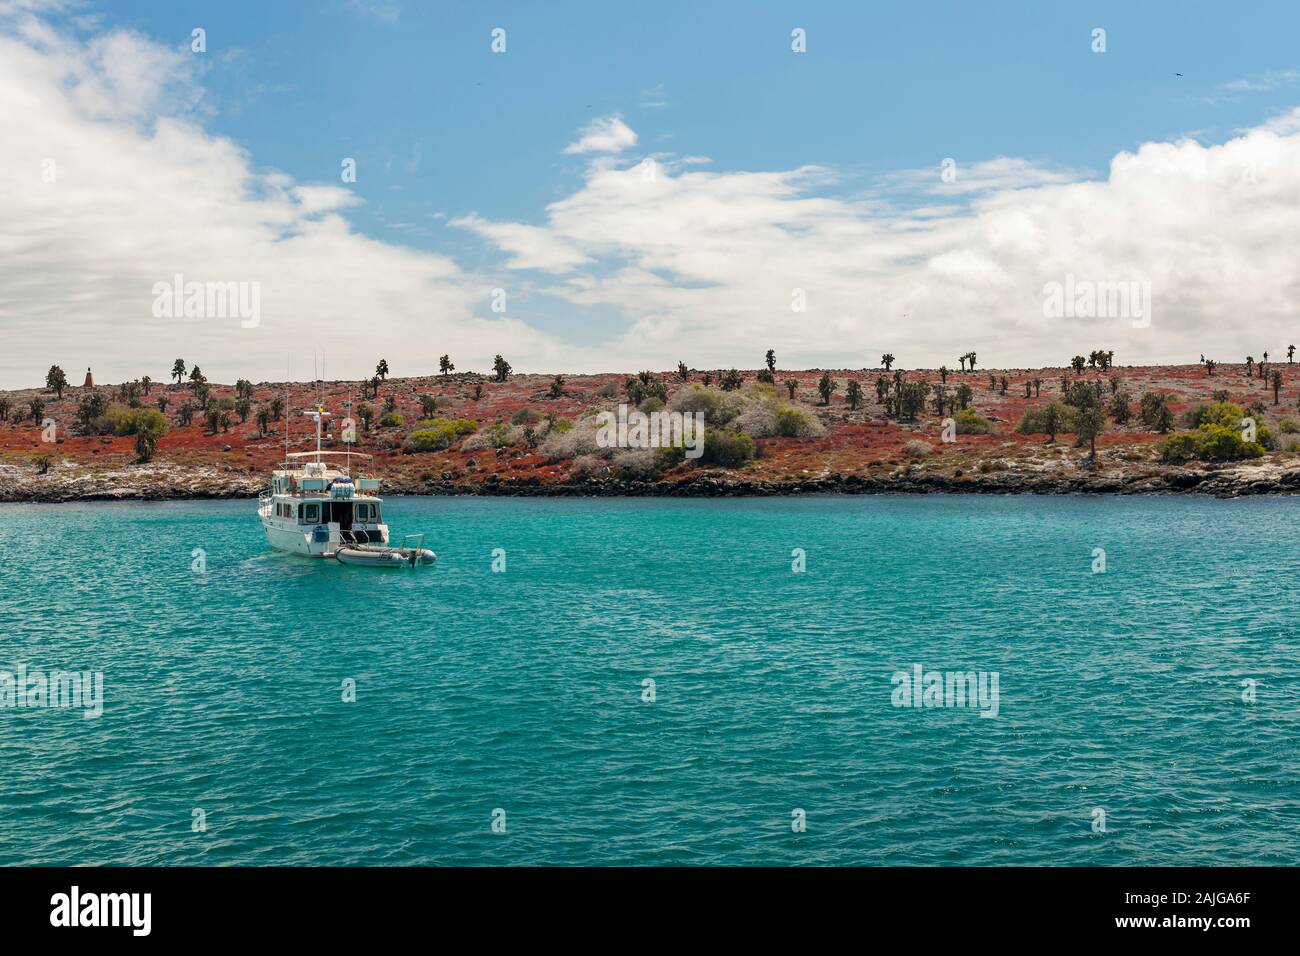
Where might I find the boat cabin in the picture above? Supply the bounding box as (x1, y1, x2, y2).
(258, 453, 389, 556)
(267, 495, 382, 533)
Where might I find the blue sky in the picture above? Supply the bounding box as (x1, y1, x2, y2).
(96, 0, 1299, 222)
(2, 0, 1298, 384)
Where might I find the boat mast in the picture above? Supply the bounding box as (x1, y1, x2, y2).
(303, 405, 330, 464)
(318, 353, 325, 465)
(345, 397, 352, 477)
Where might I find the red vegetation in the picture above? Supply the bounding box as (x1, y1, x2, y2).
(2, 362, 1297, 490)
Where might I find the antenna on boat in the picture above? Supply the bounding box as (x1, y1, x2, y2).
(284, 355, 290, 464)
(345, 395, 352, 477)
(303, 403, 330, 464)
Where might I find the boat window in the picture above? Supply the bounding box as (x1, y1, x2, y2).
(303, 503, 320, 524)
(354, 503, 369, 522)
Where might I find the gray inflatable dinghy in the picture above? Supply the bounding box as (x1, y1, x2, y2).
(335, 532, 436, 568)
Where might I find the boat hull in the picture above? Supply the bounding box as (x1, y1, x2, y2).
(260, 515, 390, 557)
(260, 517, 329, 556)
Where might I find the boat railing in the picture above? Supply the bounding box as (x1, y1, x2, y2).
(340, 528, 382, 547)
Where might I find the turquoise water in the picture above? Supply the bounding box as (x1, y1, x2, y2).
(1, 494, 1297, 866)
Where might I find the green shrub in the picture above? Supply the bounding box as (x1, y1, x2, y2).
(134, 430, 158, 462)
(776, 407, 813, 437)
(1110, 391, 1132, 424)
(1156, 432, 1200, 464)
(1017, 404, 1075, 435)
(405, 417, 477, 452)
(700, 428, 755, 467)
(1195, 423, 1264, 460)
(1184, 400, 1243, 430)
(625, 374, 668, 405)
(719, 369, 744, 391)
(611, 449, 663, 479)
(1063, 380, 1101, 408)
(550, 419, 573, 434)
(1182, 403, 1208, 428)
(1278, 418, 1299, 434)
(378, 412, 405, 428)
(668, 385, 740, 426)
(1158, 423, 1265, 463)
(477, 423, 514, 448)
(655, 444, 687, 469)
(955, 407, 991, 434)
(1139, 392, 1171, 428)
(106, 406, 168, 438)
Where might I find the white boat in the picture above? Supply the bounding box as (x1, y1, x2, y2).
(257, 406, 435, 566)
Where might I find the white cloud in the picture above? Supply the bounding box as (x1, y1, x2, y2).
(639, 84, 668, 110)
(1223, 69, 1297, 93)
(883, 156, 1092, 195)
(1257, 105, 1300, 136)
(0, 14, 570, 387)
(563, 116, 637, 155)
(449, 215, 590, 273)
(1204, 69, 1299, 106)
(345, 0, 400, 23)
(466, 121, 1300, 371)
(291, 185, 359, 216)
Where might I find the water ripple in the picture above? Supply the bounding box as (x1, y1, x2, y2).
(0, 495, 1297, 865)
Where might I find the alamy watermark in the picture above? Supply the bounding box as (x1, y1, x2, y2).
(50, 886, 150, 936)
(891, 663, 1000, 718)
(1, 664, 103, 718)
(1042, 274, 1151, 329)
(596, 404, 705, 458)
(151, 273, 260, 328)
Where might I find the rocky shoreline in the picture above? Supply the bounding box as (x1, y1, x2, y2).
(5, 459, 1300, 502)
